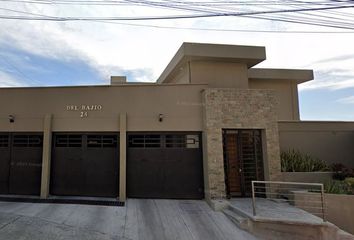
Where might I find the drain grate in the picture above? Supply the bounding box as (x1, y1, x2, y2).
(0, 196, 125, 207)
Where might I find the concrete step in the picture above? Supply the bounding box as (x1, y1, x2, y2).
(222, 208, 250, 230)
(226, 204, 251, 219)
(337, 229, 354, 240)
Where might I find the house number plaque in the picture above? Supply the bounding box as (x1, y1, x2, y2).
(66, 104, 103, 118)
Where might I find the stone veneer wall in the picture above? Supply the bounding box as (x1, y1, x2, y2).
(202, 88, 281, 200)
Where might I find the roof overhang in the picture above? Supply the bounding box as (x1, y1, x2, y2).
(157, 42, 266, 83)
(248, 68, 314, 84)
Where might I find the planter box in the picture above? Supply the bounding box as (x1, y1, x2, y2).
(325, 193, 354, 235)
(282, 172, 333, 185)
(292, 191, 354, 235)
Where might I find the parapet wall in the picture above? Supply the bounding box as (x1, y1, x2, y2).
(278, 121, 354, 168)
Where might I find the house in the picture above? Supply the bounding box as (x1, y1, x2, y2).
(1, 42, 349, 205)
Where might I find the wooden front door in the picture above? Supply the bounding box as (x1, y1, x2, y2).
(223, 131, 242, 196)
(223, 129, 264, 197)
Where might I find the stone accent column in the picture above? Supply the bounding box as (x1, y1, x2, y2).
(40, 114, 52, 199)
(202, 88, 281, 199)
(119, 113, 127, 202)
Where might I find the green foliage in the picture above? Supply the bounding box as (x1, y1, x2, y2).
(281, 149, 329, 172)
(345, 177, 354, 187)
(325, 180, 353, 195)
(344, 178, 354, 194)
(331, 163, 354, 180)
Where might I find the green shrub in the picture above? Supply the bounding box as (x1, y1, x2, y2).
(325, 180, 353, 195)
(281, 149, 329, 172)
(344, 178, 354, 194)
(331, 163, 354, 180)
(345, 177, 354, 186)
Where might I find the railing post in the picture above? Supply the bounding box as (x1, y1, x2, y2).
(320, 184, 326, 222)
(252, 181, 256, 216)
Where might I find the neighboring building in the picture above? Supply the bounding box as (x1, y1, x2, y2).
(0, 42, 350, 204)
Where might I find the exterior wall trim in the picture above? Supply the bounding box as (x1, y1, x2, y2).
(40, 114, 52, 199)
(119, 113, 127, 202)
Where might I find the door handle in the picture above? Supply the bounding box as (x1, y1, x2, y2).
(239, 168, 242, 173)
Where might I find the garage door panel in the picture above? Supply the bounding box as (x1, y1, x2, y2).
(51, 134, 85, 196)
(85, 149, 119, 197)
(127, 133, 204, 199)
(163, 149, 203, 199)
(51, 133, 119, 198)
(10, 148, 43, 195)
(9, 134, 43, 195)
(0, 134, 10, 194)
(127, 149, 164, 198)
(51, 149, 85, 196)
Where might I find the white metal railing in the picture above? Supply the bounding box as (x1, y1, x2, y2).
(251, 181, 326, 221)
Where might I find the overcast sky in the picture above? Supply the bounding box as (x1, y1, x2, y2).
(1, 1, 354, 120)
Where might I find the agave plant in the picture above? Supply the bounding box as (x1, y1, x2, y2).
(325, 180, 353, 195)
(281, 149, 329, 172)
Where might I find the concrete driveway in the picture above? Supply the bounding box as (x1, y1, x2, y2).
(0, 199, 258, 240)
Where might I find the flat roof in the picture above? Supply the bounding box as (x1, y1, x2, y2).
(248, 68, 314, 84)
(0, 82, 208, 90)
(157, 42, 266, 83)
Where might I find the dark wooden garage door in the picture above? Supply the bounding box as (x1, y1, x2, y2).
(0, 134, 11, 194)
(51, 133, 119, 197)
(127, 133, 204, 199)
(0, 133, 43, 195)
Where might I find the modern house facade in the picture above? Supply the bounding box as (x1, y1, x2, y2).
(0, 42, 335, 204)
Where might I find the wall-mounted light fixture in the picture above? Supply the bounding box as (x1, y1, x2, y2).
(159, 114, 164, 122)
(9, 115, 15, 123)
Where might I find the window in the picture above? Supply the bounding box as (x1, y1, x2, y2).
(128, 134, 161, 148)
(87, 135, 117, 148)
(165, 134, 200, 148)
(13, 135, 43, 147)
(0, 135, 9, 147)
(128, 133, 200, 148)
(55, 135, 82, 147)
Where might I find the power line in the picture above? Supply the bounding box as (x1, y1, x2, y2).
(0, 3, 353, 20)
(0, 0, 344, 5)
(3, 6, 354, 33)
(97, 20, 354, 33)
(1, 6, 353, 33)
(1, 0, 354, 31)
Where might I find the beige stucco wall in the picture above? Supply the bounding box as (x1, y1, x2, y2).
(165, 62, 190, 84)
(0, 84, 206, 132)
(293, 191, 354, 235)
(249, 79, 300, 120)
(281, 172, 333, 185)
(164, 61, 249, 88)
(190, 61, 248, 88)
(279, 121, 354, 167)
(202, 88, 281, 200)
(157, 42, 266, 84)
(325, 194, 354, 235)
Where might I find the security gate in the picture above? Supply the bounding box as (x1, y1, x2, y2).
(51, 133, 119, 197)
(127, 133, 204, 199)
(0, 133, 43, 195)
(223, 129, 264, 197)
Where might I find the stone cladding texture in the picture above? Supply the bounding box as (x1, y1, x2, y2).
(202, 88, 281, 199)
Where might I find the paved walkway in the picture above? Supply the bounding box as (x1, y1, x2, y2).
(230, 198, 323, 224)
(0, 199, 258, 240)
